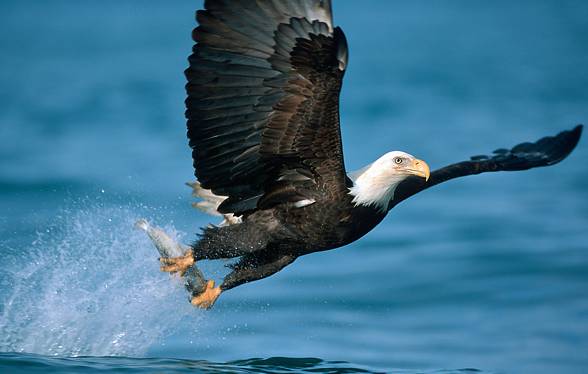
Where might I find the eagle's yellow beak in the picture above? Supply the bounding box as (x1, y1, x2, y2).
(411, 159, 430, 181)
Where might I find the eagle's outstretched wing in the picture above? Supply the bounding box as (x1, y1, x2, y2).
(390, 125, 583, 208)
(185, 0, 349, 216)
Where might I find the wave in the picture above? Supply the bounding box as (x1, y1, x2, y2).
(0, 353, 487, 374)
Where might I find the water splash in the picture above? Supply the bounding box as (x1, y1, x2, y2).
(0, 206, 200, 357)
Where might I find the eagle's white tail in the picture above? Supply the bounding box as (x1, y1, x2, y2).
(187, 182, 242, 226)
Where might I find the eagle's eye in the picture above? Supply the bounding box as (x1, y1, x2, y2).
(394, 157, 404, 165)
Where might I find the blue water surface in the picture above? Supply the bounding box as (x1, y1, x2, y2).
(1, 1, 587, 373)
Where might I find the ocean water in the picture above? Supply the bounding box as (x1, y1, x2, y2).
(1, 1, 587, 373)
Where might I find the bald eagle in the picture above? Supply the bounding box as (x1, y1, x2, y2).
(139, 0, 582, 309)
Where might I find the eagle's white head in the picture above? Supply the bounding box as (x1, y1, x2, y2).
(348, 151, 430, 213)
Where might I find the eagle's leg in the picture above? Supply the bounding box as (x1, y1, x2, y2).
(134, 219, 197, 276)
(192, 223, 271, 261)
(221, 253, 296, 292)
(188, 252, 295, 309)
(190, 279, 222, 309)
(159, 249, 195, 276)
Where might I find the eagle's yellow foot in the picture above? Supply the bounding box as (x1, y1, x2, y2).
(191, 280, 221, 309)
(159, 249, 194, 276)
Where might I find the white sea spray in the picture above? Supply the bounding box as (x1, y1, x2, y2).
(0, 206, 202, 357)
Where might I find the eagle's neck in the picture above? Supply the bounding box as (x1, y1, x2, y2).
(347, 162, 407, 213)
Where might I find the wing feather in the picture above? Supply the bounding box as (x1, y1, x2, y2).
(186, 0, 348, 216)
(390, 125, 583, 209)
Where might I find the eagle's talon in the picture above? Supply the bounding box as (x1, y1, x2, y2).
(159, 249, 195, 276)
(191, 280, 221, 309)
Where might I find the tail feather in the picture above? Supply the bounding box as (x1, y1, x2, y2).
(187, 182, 242, 226)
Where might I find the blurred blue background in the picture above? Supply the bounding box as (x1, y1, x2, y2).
(1, 1, 587, 373)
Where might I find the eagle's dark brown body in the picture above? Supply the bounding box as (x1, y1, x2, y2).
(147, 0, 583, 308)
(197, 193, 386, 259)
(194, 189, 386, 290)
